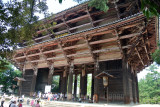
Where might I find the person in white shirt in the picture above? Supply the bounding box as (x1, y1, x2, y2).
(9, 100, 17, 107)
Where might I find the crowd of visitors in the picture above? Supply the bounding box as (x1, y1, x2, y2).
(0, 93, 24, 107)
(0, 92, 92, 107)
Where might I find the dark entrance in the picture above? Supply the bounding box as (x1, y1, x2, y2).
(35, 68, 49, 93)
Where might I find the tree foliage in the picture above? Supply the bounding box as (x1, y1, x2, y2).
(152, 49, 160, 65)
(0, 58, 10, 72)
(51, 76, 60, 93)
(141, 0, 160, 19)
(139, 64, 160, 104)
(0, 64, 22, 93)
(0, 0, 49, 58)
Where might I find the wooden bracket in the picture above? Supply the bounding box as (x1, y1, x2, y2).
(58, 41, 70, 65)
(84, 35, 95, 62)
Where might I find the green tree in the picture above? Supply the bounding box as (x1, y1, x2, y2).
(0, 58, 10, 72)
(0, 65, 22, 93)
(139, 64, 160, 104)
(51, 76, 60, 93)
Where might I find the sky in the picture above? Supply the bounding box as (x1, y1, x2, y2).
(3, 0, 159, 81)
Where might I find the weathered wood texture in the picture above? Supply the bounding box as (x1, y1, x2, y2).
(35, 68, 49, 93)
(12, 0, 158, 104)
(21, 69, 34, 95)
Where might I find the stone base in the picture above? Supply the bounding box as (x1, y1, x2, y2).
(67, 93, 72, 100)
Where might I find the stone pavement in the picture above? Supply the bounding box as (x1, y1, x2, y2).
(2, 100, 160, 107)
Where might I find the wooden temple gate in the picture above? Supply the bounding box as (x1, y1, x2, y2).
(12, 0, 158, 104)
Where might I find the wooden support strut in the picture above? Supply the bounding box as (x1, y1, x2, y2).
(113, 1, 120, 19)
(135, 47, 144, 66)
(58, 42, 70, 65)
(62, 15, 71, 33)
(84, 35, 95, 62)
(142, 33, 150, 60)
(86, 6, 94, 27)
(39, 47, 54, 67)
(114, 29, 124, 58)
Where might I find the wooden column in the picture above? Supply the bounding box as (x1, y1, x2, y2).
(122, 58, 130, 104)
(73, 74, 77, 99)
(59, 74, 62, 93)
(93, 58, 99, 103)
(30, 67, 38, 96)
(81, 65, 87, 99)
(67, 61, 74, 100)
(61, 67, 68, 97)
(48, 64, 54, 85)
(91, 72, 94, 100)
(135, 71, 139, 103)
(131, 70, 136, 103)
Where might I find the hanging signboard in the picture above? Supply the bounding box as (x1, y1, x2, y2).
(45, 85, 51, 93)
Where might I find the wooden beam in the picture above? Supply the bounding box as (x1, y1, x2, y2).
(84, 35, 95, 62)
(63, 16, 71, 33)
(90, 37, 118, 45)
(135, 47, 144, 66)
(86, 6, 94, 27)
(58, 42, 70, 65)
(39, 47, 54, 67)
(15, 44, 131, 62)
(142, 37, 150, 60)
(114, 29, 123, 57)
(113, 1, 120, 19)
(15, 31, 138, 60)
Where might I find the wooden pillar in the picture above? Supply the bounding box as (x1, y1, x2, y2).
(59, 74, 62, 93)
(67, 62, 74, 100)
(48, 64, 54, 85)
(93, 58, 99, 103)
(30, 67, 38, 96)
(128, 66, 133, 103)
(135, 71, 139, 103)
(81, 65, 87, 98)
(122, 58, 130, 104)
(91, 72, 94, 100)
(61, 67, 68, 97)
(131, 70, 136, 103)
(73, 74, 77, 98)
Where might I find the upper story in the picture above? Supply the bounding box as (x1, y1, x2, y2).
(20, 0, 140, 47)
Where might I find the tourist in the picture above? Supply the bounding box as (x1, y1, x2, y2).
(30, 99, 34, 107)
(35, 101, 40, 107)
(17, 100, 22, 107)
(0, 96, 5, 107)
(9, 100, 17, 107)
(26, 98, 30, 105)
(33, 92, 36, 99)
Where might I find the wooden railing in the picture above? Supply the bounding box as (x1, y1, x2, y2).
(109, 93, 124, 101)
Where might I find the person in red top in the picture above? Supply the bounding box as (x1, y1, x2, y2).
(18, 100, 22, 107)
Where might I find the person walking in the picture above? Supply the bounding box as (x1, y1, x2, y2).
(17, 100, 22, 107)
(0, 96, 5, 107)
